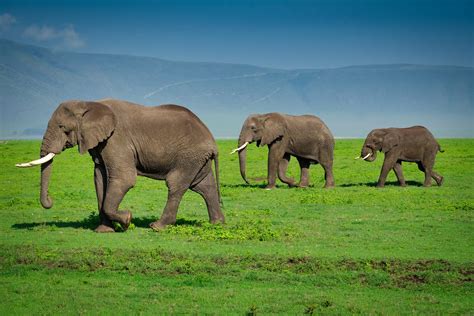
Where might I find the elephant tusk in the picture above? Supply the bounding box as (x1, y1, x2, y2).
(16, 153, 55, 168)
(362, 153, 372, 160)
(230, 142, 249, 154)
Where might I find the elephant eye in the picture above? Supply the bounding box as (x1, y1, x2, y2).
(250, 125, 257, 130)
(59, 125, 71, 134)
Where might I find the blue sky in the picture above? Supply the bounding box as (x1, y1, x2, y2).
(1, 0, 473, 69)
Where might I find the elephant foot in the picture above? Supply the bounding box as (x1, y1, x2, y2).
(264, 184, 276, 190)
(298, 184, 309, 188)
(150, 220, 169, 231)
(122, 211, 132, 231)
(436, 176, 444, 186)
(323, 178, 335, 188)
(282, 178, 297, 188)
(376, 183, 385, 188)
(94, 224, 115, 233)
(399, 182, 407, 187)
(210, 217, 225, 225)
(114, 211, 133, 231)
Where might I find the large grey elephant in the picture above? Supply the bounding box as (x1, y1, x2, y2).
(16, 99, 225, 232)
(232, 113, 335, 189)
(357, 126, 444, 187)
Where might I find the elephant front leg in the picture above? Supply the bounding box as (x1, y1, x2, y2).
(93, 163, 114, 233)
(99, 177, 135, 232)
(266, 144, 285, 189)
(296, 157, 310, 187)
(377, 154, 397, 188)
(278, 153, 297, 187)
(393, 161, 406, 187)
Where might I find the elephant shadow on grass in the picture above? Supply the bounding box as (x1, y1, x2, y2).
(132, 216, 202, 228)
(339, 180, 424, 188)
(11, 213, 202, 231)
(223, 183, 278, 189)
(222, 182, 317, 189)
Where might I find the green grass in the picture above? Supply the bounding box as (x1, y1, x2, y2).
(1, 139, 473, 314)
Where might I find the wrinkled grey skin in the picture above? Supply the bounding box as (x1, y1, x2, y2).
(361, 126, 444, 187)
(39, 99, 224, 232)
(237, 113, 335, 189)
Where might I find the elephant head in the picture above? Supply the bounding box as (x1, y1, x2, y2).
(358, 129, 399, 162)
(16, 100, 116, 209)
(232, 113, 286, 183)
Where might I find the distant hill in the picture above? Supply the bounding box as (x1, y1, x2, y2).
(1, 39, 472, 138)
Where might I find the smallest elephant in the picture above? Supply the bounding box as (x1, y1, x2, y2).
(358, 126, 444, 187)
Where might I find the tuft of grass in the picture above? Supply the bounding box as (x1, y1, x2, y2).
(163, 217, 291, 241)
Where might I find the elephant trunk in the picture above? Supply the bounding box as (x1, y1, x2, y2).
(238, 144, 249, 184)
(40, 159, 53, 209)
(38, 128, 61, 209)
(360, 144, 377, 162)
(237, 123, 254, 184)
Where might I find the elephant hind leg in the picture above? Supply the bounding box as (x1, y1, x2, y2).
(432, 171, 444, 186)
(421, 162, 443, 186)
(417, 161, 425, 173)
(321, 160, 335, 188)
(417, 160, 433, 187)
(150, 170, 191, 231)
(190, 169, 225, 224)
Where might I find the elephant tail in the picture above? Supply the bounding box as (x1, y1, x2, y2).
(438, 143, 445, 153)
(213, 153, 223, 207)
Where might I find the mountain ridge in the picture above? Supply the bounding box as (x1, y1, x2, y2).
(1, 39, 472, 138)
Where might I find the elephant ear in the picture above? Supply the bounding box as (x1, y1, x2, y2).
(260, 114, 286, 146)
(77, 101, 116, 154)
(381, 132, 399, 153)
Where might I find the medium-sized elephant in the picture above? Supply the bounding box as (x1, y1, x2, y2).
(16, 99, 225, 232)
(357, 126, 444, 187)
(231, 113, 335, 189)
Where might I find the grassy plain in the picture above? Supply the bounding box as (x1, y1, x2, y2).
(1, 139, 473, 314)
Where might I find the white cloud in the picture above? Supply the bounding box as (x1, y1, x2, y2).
(61, 25, 85, 48)
(23, 24, 85, 49)
(23, 25, 56, 41)
(0, 13, 16, 31)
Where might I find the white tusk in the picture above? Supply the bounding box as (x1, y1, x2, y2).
(16, 153, 55, 168)
(230, 142, 249, 154)
(362, 153, 372, 160)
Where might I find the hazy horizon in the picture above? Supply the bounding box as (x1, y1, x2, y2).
(2, 39, 473, 139)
